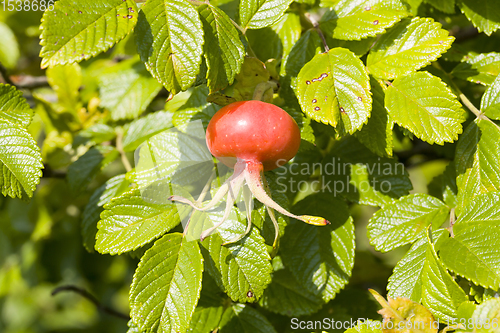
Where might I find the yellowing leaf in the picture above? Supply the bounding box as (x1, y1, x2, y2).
(369, 289, 437, 333)
(233, 57, 271, 101)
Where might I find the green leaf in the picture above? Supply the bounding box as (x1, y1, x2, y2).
(81, 174, 130, 252)
(355, 76, 394, 157)
(423, 0, 455, 13)
(130, 122, 214, 189)
(95, 187, 184, 255)
(472, 298, 500, 333)
(456, 301, 477, 322)
(281, 194, 355, 302)
(482, 74, 500, 119)
(274, 12, 302, 67)
(0, 84, 34, 128)
(189, 287, 223, 333)
(385, 71, 466, 145)
(280, 29, 323, 103)
(259, 266, 323, 316)
(281, 29, 323, 80)
(122, 111, 174, 152)
(455, 119, 500, 210)
(198, 4, 245, 93)
(219, 304, 277, 333)
(130, 233, 203, 333)
(0, 22, 20, 69)
(296, 47, 372, 135)
(99, 58, 162, 120)
(39, 0, 138, 68)
(189, 307, 223, 333)
(458, 0, 500, 36)
(439, 192, 500, 290)
(367, 17, 454, 80)
(325, 37, 377, 58)
(239, 0, 293, 30)
(403, 0, 424, 15)
(135, 0, 204, 94)
(199, 208, 273, 303)
(368, 194, 449, 252)
(452, 52, 500, 86)
(74, 124, 117, 147)
(388, 229, 448, 302)
(46, 64, 82, 111)
(319, 0, 409, 41)
(322, 136, 412, 207)
(428, 162, 458, 208)
(422, 230, 468, 322)
(67, 145, 118, 192)
(0, 118, 43, 199)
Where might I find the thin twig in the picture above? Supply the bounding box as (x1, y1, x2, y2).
(0, 63, 49, 89)
(52, 285, 130, 320)
(304, 13, 329, 52)
(42, 164, 67, 179)
(229, 17, 246, 35)
(0, 63, 16, 86)
(116, 129, 132, 172)
(13, 75, 49, 89)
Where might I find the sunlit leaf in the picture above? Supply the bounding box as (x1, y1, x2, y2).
(367, 194, 449, 252)
(95, 187, 184, 255)
(239, 0, 293, 29)
(455, 119, 500, 210)
(458, 0, 500, 36)
(135, 0, 204, 94)
(39, 0, 138, 68)
(130, 233, 203, 333)
(481, 74, 500, 119)
(199, 208, 273, 303)
(296, 47, 371, 134)
(385, 72, 466, 145)
(122, 111, 174, 152)
(99, 58, 162, 120)
(422, 230, 468, 322)
(46, 64, 82, 111)
(198, 4, 245, 93)
(0, 119, 43, 199)
(388, 229, 448, 302)
(452, 52, 500, 86)
(367, 17, 454, 80)
(439, 192, 500, 290)
(472, 298, 500, 333)
(81, 174, 130, 252)
(0, 84, 33, 128)
(319, 0, 409, 41)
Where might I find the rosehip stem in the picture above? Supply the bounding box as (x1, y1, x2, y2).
(244, 162, 330, 226)
(169, 163, 245, 212)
